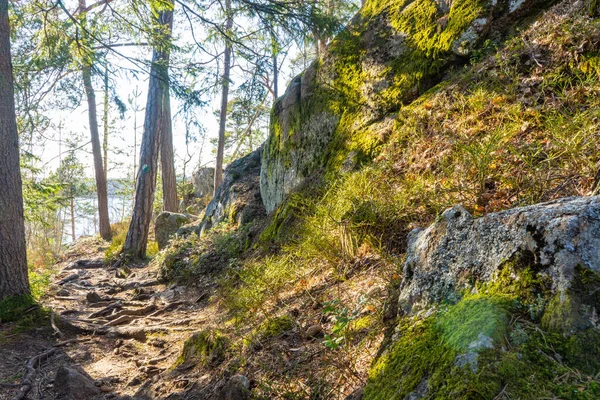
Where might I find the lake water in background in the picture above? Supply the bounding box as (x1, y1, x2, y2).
(63, 196, 133, 244)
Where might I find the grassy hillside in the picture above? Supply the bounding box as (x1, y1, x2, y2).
(155, 1, 600, 398)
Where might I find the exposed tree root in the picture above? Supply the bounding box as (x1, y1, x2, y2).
(65, 259, 106, 270)
(104, 303, 157, 321)
(5, 347, 58, 400)
(50, 311, 64, 339)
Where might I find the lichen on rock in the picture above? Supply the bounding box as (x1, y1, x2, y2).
(363, 196, 600, 399)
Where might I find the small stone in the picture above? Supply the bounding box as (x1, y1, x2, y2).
(149, 338, 166, 348)
(56, 289, 70, 297)
(86, 291, 103, 303)
(305, 325, 323, 339)
(71, 348, 92, 362)
(126, 375, 142, 387)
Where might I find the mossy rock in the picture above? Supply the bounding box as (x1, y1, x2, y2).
(173, 330, 229, 368)
(364, 262, 600, 399)
(541, 265, 600, 335)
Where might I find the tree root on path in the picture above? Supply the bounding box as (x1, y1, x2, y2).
(65, 259, 106, 270)
(104, 303, 157, 321)
(118, 279, 160, 291)
(0, 347, 58, 400)
(104, 315, 138, 326)
(88, 303, 123, 319)
(54, 338, 91, 347)
(50, 311, 65, 339)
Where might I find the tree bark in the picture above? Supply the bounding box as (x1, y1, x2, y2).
(70, 197, 76, 242)
(103, 66, 109, 178)
(123, 4, 173, 258)
(0, 0, 30, 299)
(214, 0, 233, 195)
(79, 0, 111, 241)
(271, 32, 278, 100)
(160, 77, 177, 212)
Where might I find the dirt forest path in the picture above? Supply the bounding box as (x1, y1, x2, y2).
(0, 238, 217, 400)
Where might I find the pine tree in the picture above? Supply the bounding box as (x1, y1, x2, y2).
(0, 0, 30, 299)
(123, 0, 174, 258)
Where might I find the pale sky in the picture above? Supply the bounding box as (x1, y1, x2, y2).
(29, 1, 310, 183)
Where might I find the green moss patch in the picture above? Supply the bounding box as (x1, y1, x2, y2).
(245, 315, 294, 348)
(436, 294, 512, 352)
(173, 330, 229, 368)
(0, 295, 38, 323)
(364, 256, 600, 399)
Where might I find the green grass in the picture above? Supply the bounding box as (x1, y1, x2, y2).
(0, 295, 48, 343)
(173, 330, 229, 368)
(104, 221, 129, 262)
(105, 221, 159, 262)
(0, 295, 38, 323)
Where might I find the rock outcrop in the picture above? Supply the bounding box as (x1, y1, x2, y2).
(180, 147, 266, 236)
(155, 212, 193, 250)
(260, 0, 556, 213)
(399, 196, 600, 316)
(193, 167, 215, 199)
(364, 196, 600, 399)
(181, 167, 214, 214)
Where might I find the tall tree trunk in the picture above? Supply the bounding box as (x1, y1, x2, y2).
(103, 66, 109, 177)
(79, 0, 111, 241)
(70, 197, 76, 242)
(123, 4, 173, 258)
(271, 31, 278, 100)
(0, 0, 30, 299)
(214, 0, 233, 195)
(133, 94, 138, 193)
(160, 81, 177, 212)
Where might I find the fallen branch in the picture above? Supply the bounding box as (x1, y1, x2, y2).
(57, 274, 79, 285)
(53, 296, 80, 301)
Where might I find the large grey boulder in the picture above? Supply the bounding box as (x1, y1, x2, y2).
(54, 366, 101, 400)
(399, 196, 600, 315)
(193, 167, 215, 199)
(181, 167, 215, 214)
(179, 147, 266, 236)
(260, 0, 554, 214)
(155, 212, 193, 249)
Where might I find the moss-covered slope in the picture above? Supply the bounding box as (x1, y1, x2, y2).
(154, 1, 600, 398)
(261, 0, 557, 214)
